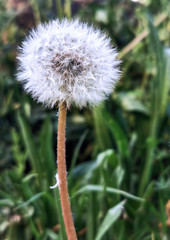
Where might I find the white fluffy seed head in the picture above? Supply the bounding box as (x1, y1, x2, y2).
(17, 18, 121, 109)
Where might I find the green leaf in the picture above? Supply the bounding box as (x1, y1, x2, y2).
(17, 113, 42, 181)
(0, 199, 14, 206)
(22, 173, 38, 182)
(139, 15, 169, 195)
(74, 184, 145, 202)
(11, 128, 27, 175)
(39, 229, 60, 240)
(54, 188, 67, 240)
(14, 192, 45, 211)
(95, 201, 126, 240)
(39, 117, 55, 184)
(114, 165, 125, 187)
(72, 149, 116, 181)
(86, 150, 116, 181)
(161, 48, 170, 117)
(69, 130, 88, 174)
(104, 111, 130, 158)
(117, 91, 149, 115)
(93, 104, 112, 151)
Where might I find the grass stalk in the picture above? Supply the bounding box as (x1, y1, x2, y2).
(139, 16, 169, 195)
(54, 188, 67, 240)
(64, 0, 71, 19)
(56, 0, 63, 19)
(118, 12, 168, 59)
(57, 102, 77, 240)
(30, 0, 41, 24)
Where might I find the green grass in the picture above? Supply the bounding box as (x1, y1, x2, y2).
(0, 0, 170, 239)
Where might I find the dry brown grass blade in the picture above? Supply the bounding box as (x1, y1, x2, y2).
(118, 12, 168, 59)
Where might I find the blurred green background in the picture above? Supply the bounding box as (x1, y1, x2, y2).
(0, 0, 170, 239)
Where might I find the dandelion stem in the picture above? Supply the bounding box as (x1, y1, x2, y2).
(57, 102, 77, 240)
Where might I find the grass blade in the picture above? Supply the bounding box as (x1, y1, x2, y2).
(104, 110, 130, 158)
(40, 117, 55, 185)
(14, 192, 45, 211)
(74, 184, 145, 202)
(93, 104, 112, 151)
(69, 130, 88, 174)
(54, 188, 67, 240)
(17, 113, 42, 182)
(95, 200, 126, 240)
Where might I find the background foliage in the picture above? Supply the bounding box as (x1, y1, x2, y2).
(0, 0, 170, 239)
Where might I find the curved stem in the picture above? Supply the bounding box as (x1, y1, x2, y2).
(57, 102, 77, 240)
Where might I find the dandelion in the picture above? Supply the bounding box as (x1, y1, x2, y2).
(17, 19, 120, 109)
(17, 18, 121, 240)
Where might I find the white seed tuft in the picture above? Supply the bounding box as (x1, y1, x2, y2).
(16, 18, 121, 108)
(50, 173, 59, 189)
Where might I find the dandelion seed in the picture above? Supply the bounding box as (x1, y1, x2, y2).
(16, 18, 121, 109)
(50, 173, 59, 189)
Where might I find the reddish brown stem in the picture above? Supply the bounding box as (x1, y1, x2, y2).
(57, 102, 77, 240)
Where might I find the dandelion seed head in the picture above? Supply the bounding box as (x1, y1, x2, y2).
(17, 19, 121, 108)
